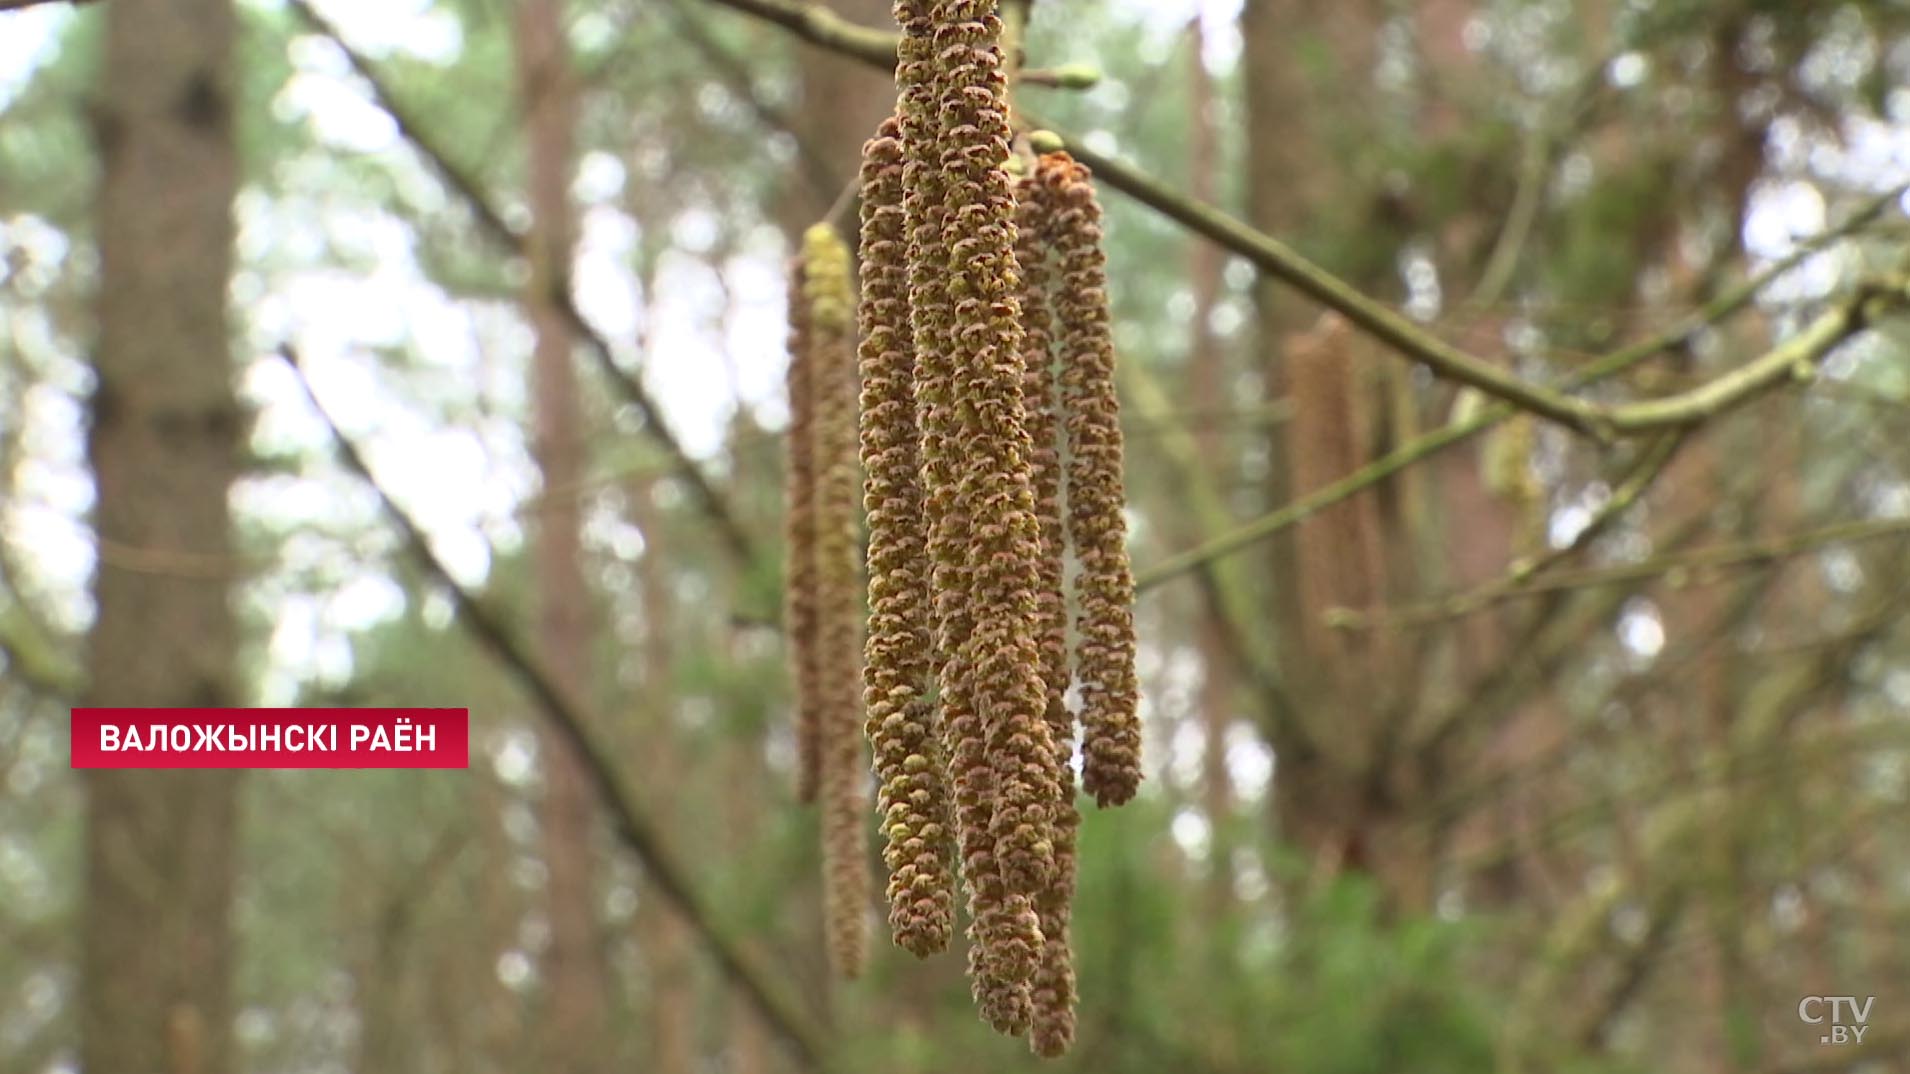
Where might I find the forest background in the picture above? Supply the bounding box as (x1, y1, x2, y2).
(4, 0, 1910, 1072)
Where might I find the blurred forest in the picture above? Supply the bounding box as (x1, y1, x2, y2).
(4, 0, 1910, 1072)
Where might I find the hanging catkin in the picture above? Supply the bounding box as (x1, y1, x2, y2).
(1288, 313, 1390, 718)
(803, 223, 871, 978)
(939, 0, 1060, 916)
(1039, 151, 1141, 808)
(786, 0, 1141, 1051)
(858, 114, 957, 959)
(898, 0, 1052, 1036)
(1015, 165, 1079, 1058)
(783, 258, 823, 805)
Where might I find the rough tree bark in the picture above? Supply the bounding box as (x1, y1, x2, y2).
(513, 3, 609, 1071)
(80, 1, 242, 1073)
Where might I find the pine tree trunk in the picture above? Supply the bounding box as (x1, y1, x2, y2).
(1183, 16, 1236, 917)
(513, 2, 608, 1070)
(1239, 0, 1310, 687)
(627, 474, 697, 1074)
(80, 2, 241, 1073)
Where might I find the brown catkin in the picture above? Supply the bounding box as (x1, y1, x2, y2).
(858, 115, 957, 958)
(1015, 167, 1079, 1058)
(1039, 152, 1141, 809)
(804, 223, 870, 978)
(940, 0, 1059, 912)
(783, 258, 823, 805)
(897, 0, 1024, 1024)
(1287, 313, 1389, 711)
(898, 0, 1048, 1036)
(941, 0, 1066, 1030)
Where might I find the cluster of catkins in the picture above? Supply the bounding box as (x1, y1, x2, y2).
(783, 0, 1139, 1057)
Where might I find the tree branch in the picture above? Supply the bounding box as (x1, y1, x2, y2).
(1332, 430, 1687, 629)
(693, 0, 1909, 438)
(281, 345, 827, 1069)
(659, 0, 841, 206)
(285, 0, 759, 568)
(1601, 275, 1906, 431)
(1023, 125, 1617, 433)
(1132, 186, 1907, 593)
(0, 0, 99, 11)
(695, 0, 899, 69)
(1370, 510, 1910, 623)
(1030, 125, 1909, 437)
(694, 0, 1093, 87)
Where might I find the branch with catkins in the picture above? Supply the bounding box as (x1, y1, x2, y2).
(777, 2, 1141, 1056)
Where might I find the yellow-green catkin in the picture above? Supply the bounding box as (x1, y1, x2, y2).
(859, 114, 957, 958)
(783, 258, 823, 805)
(804, 223, 871, 978)
(1038, 151, 1141, 809)
(1015, 165, 1079, 1058)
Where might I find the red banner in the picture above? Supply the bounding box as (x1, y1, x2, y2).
(70, 708, 470, 769)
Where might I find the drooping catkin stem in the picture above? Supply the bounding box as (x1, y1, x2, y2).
(783, 259, 823, 805)
(1038, 151, 1141, 808)
(803, 223, 871, 978)
(858, 115, 957, 958)
(1015, 166, 1079, 1058)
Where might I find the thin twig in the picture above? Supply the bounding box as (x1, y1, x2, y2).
(0, 0, 99, 11)
(281, 345, 827, 1068)
(1371, 511, 1910, 622)
(1333, 430, 1688, 629)
(659, 0, 842, 206)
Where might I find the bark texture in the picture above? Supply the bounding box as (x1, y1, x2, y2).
(81, 2, 242, 1073)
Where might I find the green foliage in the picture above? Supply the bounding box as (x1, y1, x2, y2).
(1542, 153, 1683, 316)
(0, 14, 99, 225)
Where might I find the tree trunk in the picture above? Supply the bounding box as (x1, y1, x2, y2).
(628, 475, 697, 1074)
(1239, 0, 1312, 685)
(80, 2, 242, 1073)
(781, 0, 893, 225)
(513, 3, 608, 1071)
(1183, 16, 1236, 917)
